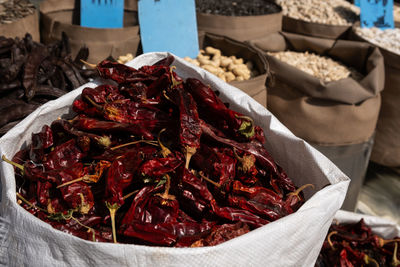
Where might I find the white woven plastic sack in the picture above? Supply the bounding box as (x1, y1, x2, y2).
(0, 52, 350, 267)
(334, 210, 400, 239)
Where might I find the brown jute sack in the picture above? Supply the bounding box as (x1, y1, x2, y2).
(250, 32, 384, 210)
(348, 29, 400, 167)
(251, 32, 384, 145)
(196, 8, 282, 42)
(0, 10, 39, 41)
(282, 16, 353, 39)
(197, 32, 269, 107)
(40, 0, 140, 63)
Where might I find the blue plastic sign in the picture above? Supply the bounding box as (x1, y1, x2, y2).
(138, 0, 199, 58)
(360, 0, 394, 29)
(81, 0, 124, 28)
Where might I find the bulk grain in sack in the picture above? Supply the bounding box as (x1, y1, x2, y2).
(277, 0, 359, 39)
(352, 26, 400, 168)
(0, 0, 39, 41)
(0, 53, 349, 267)
(196, 0, 282, 42)
(185, 32, 269, 107)
(250, 32, 384, 211)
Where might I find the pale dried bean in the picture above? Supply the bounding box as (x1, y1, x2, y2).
(184, 47, 256, 82)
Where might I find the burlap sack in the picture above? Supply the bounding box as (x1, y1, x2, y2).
(196, 4, 282, 42)
(0, 10, 39, 41)
(250, 32, 385, 210)
(251, 32, 384, 144)
(349, 28, 400, 167)
(40, 0, 140, 63)
(198, 32, 269, 107)
(282, 16, 353, 39)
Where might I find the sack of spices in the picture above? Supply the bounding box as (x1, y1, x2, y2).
(184, 32, 269, 107)
(316, 210, 400, 266)
(250, 32, 384, 211)
(0, 0, 39, 41)
(40, 0, 140, 63)
(350, 26, 400, 169)
(0, 52, 349, 266)
(196, 0, 282, 42)
(277, 0, 359, 39)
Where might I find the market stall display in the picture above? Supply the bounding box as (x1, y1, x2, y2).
(277, 0, 359, 39)
(0, 32, 95, 136)
(250, 32, 384, 210)
(185, 32, 269, 106)
(196, 0, 282, 42)
(0, 52, 349, 266)
(40, 0, 140, 62)
(351, 26, 400, 168)
(0, 0, 39, 41)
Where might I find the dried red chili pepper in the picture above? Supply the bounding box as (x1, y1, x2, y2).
(29, 125, 53, 163)
(200, 119, 296, 194)
(185, 78, 263, 142)
(139, 155, 183, 178)
(43, 139, 85, 171)
(70, 115, 156, 140)
(167, 83, 201, 169)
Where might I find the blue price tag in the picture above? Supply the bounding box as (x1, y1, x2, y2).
(360, 0, 394, 29)
(138, 0, 199, 58)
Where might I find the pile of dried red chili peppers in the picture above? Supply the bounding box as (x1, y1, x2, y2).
(316, 219, 400, 266)
(3, 55, 312, 247)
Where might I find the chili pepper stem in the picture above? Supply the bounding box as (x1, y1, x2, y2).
(184, 146, 196, 169)
(392, 242, 399, 266)
(155, 174, 175, 202)
(57, 177, 85, 188)
(378, 237, 400, 247)
(199, 172, 220, 188)
(122, 189, 139, 200)
(158, 129, 171, 157)
(364, 254, 379, 267)
(70, 215, 96, 242)
(110, 140, 158, 151)
(2, 155, 24, 173)
(106, 202, 120, 244)
(16, 192, 47, 212)
(327, 231, 338, 250)
(80, 59, 97, 69)
(84, 95, 103, 110)
(169, 66, 182, 88)
(287, 184, 315, 200)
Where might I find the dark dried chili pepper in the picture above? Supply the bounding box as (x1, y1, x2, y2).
(185, 78, 259, 141)
(167, 77, 201, 169)
(71, 115, 159, 140)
